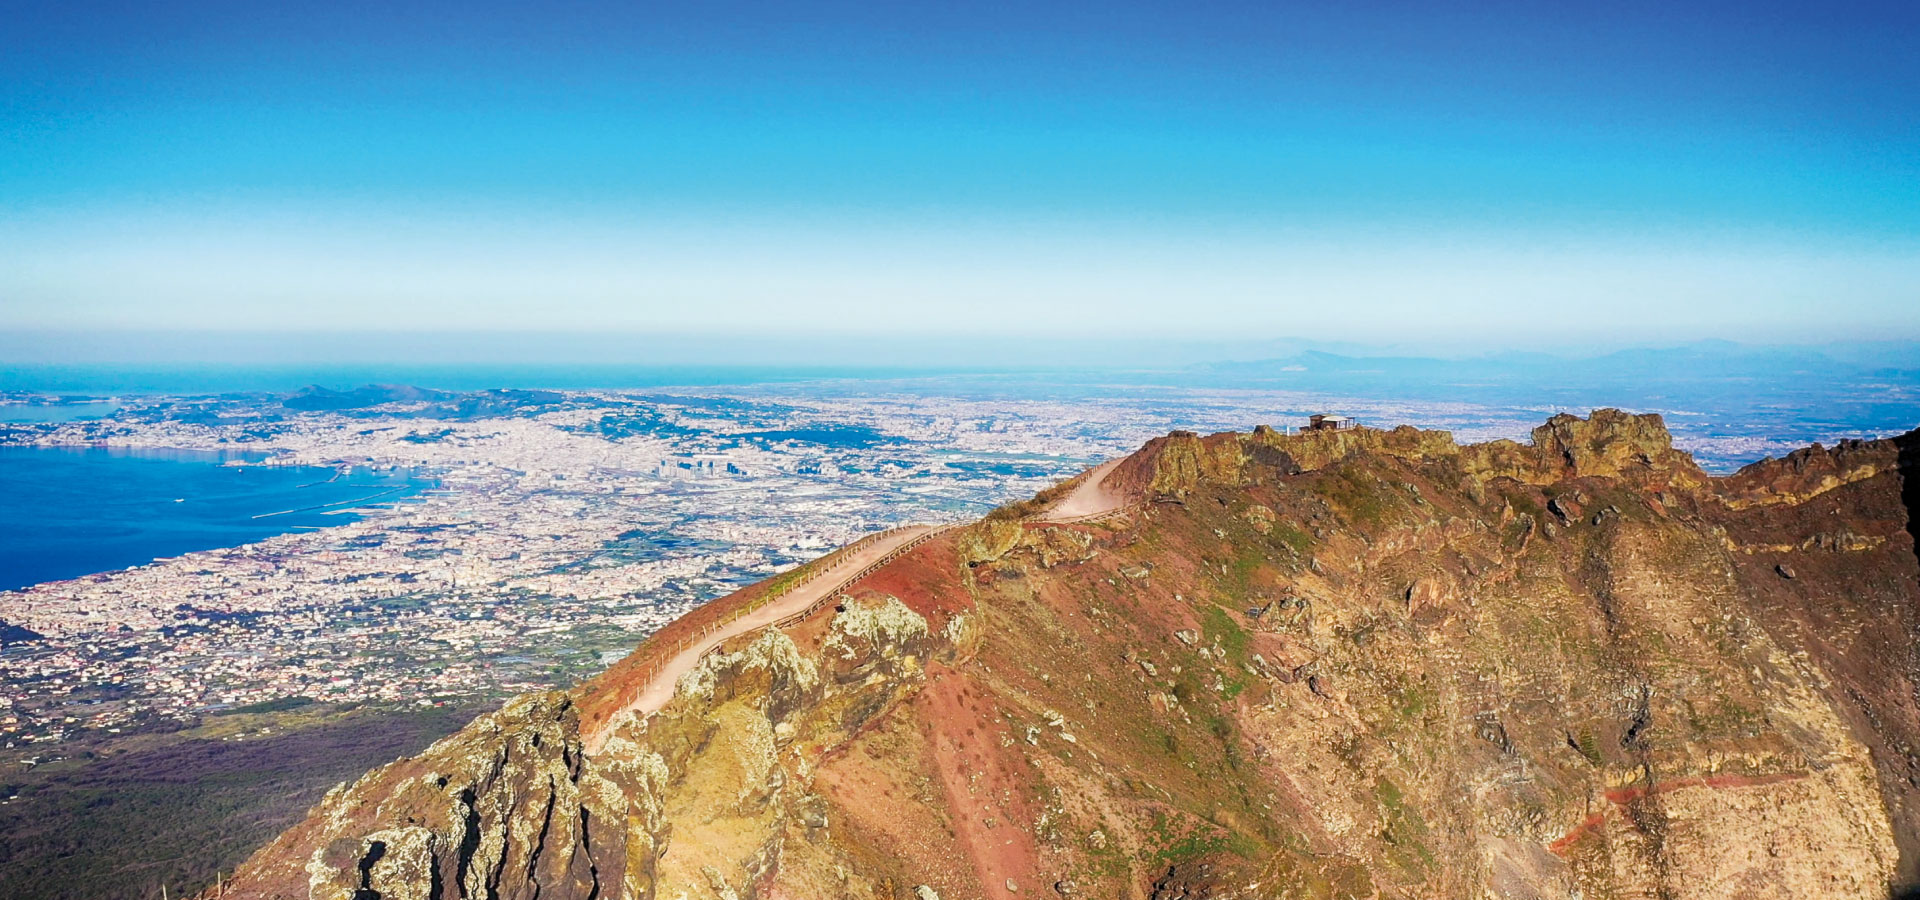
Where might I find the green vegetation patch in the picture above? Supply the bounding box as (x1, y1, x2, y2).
(1392, 680, 1434, 723)
(1146, 809, 1263, 867)
(1374, 776, 1437, 875)
(985, 472, 1081, 522)
(1575, 725, 1604, 765)
(1319, 465, 1397, 528)
(1268, 521, 1313, 556)
(1201, 606, 1251, 660)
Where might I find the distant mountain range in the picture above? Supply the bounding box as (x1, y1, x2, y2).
(1191, 340, 1917, 386)
(282, 384, 568, 418)
(1171, 341, 1919, 429)
(281, 384, 455, 411)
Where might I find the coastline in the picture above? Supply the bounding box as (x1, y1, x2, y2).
(0, 447, 438, 594)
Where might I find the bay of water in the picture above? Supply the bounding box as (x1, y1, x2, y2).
(0, 446, 434, 593)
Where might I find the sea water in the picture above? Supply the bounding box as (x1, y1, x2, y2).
(0, 446, 433, 592)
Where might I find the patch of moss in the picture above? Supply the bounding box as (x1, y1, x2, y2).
(1686, 698, 1766, 739)
(1393, 682, 1434, 722)
(758, 562, 811, 600)
(1148, 814, 1260, 867)
(1158, 727, 1181, 758)
(1576, 725, 1604, 765)
(1171, 670, 1204, 705)
(1207, 711, 1234, 743)
(1374, 776, 1437, 875)
(1201, 605, 1250, 662)
(1321, 465, 1395, 527)
(984, 472, 1081, 522)
(1226, 546, 1267, 598)
(1269, 521, 1313, 556)
(1375, 774, 1405, 810)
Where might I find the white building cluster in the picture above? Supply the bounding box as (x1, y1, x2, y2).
(1, 384, 1566, 747)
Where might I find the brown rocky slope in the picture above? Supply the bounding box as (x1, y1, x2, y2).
(209, 410, 1920, 900)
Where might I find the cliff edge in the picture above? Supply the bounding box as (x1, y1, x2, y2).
(211, 411, 1920, 900)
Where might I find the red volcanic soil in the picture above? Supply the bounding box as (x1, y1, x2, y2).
(1548, 772, 1811, 855)
(788, 531, 972, 655)
(847, 530, 970, 622)
(576, 570, 784, 728)
(806, 663, 1044, 900)
(916, 665, 1044, 899)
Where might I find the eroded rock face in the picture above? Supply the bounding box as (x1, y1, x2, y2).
(231, 692, 666, 900)
(1718, 437, 1900, 509)
(958, 519, 1024, 566)
(215, 411, 1920, 900)
(1526, 408, 1705, 485)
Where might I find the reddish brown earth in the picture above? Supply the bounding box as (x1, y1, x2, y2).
(1548, 773, 1811, 855)
(583, 524, 949, 753)
(210, 411, 1920, 900)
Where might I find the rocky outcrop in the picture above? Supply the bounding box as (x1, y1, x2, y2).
(230, 594, 943, 900)
(1123, 409, 1702, 499)
(215, 411, 1920, 900)
(957, 518, 1024, 566)
(231, 692, 666, 900)
(1460, 408, 1707, 489)
(1717, 437, 1900, 509)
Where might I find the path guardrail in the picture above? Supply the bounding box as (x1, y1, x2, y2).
(1043, 505, 1133, 525)
(768, 524, 954, 630)
(620, 468, 1135, 709)
(628, 524, 955, 689)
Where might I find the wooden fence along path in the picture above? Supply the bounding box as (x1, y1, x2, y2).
(768, 525, 953, 629)
(629, 523, 956, 690)
(1044, 506, 1130, 525)
(614, 457, 1139, 722)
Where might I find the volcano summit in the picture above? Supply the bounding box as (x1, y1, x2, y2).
(213, 410, 1920, 900)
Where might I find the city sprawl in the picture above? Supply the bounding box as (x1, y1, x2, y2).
(0, 383, 1828, 748)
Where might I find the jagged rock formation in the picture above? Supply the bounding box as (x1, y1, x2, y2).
(213, 411, 1920, 900)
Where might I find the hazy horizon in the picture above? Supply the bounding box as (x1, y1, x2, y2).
(4, 330, 1918, 369)
(8, 6, 1920, 899)
(6, 1, 1918, 344)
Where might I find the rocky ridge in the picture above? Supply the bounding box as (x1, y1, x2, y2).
(212, 410, 1920, 900)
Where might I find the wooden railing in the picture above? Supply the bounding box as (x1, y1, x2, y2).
(618, 463, 1137, 707)
(1045, 506, 1132, 525)
(628, 523, 956, 689)
(769, 524, 954, 630)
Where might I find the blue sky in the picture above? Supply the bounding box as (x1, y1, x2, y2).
(2, 0, 1917, 350)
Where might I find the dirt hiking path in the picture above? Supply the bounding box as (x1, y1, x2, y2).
(587, 524, 942, 749)
(590, 456, 1131, 750)
(1040, 458, 1127, 521)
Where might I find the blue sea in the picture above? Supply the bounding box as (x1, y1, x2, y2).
(0, 446, 434, 593)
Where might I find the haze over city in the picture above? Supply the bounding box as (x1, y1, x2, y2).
(4, 3, 1920, 900)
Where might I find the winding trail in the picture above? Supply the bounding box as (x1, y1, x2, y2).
(593, 524, 944, 741)
(591, 456, 1135, 746)
(1040, 458, 1127, 522)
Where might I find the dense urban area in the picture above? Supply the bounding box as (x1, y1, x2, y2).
(0, 381, 1861, 753)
